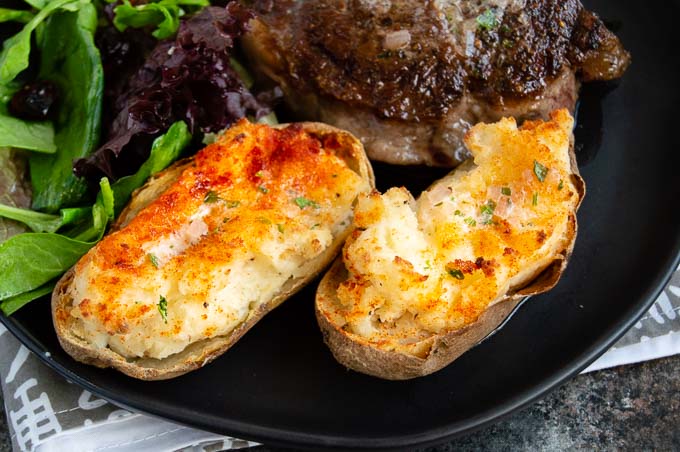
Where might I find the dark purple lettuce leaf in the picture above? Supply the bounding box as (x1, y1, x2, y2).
(75, 3, 276, 182)
(95, 23, 157, 126)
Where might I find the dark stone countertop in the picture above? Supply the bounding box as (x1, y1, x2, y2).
(1, 355, 679, 451)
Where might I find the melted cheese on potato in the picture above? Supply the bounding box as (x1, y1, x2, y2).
(335, 110, 580, 353)
(68, 120, 370, 359)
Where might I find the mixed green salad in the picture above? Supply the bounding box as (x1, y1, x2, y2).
(0, 0, 276, 315)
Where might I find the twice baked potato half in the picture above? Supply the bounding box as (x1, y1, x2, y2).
(316, 109, 585, 380)
(53, 120, 374, 380)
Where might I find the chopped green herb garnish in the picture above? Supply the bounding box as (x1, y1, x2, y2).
(480, 200, 497, 225)
(258, 185, 269, 194)
(502, 38, 514, 48)
(454, 210, 463, 216)
(533, 160, 549, 182)
(435, 201, 444, 207)
(148, 253, 160, 268)
(377, 50, 392, 59)
(501, 187, 512, 196)
(476, 9, 499, 30)
(223, 217, 231, 223)
(311, 223, 321, 230)
(255, 170, 265, 178)
(532, 192, 539, 206)
(464, 217, 477, 227)
(558, 180, 564, 190)
(225, 200, 240, 208)
(204, 190, 219, 203)
(257, 217, 272, 225)
(158, 296, 168, 323)
(424, 260, 431, 270)
(294, 197, 320, 209)
(448, 268, 465, 280)
(277, 224, 285, 233)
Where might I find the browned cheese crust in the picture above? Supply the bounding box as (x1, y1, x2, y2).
(52, 122, 374, 380)
(315, 112, 585, 380)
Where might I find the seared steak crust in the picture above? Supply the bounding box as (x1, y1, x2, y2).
(245, 0, 630, 165)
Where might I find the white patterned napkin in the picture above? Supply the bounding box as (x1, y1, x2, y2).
(1, 263, 678, 451)
(582, 264, 680, 373)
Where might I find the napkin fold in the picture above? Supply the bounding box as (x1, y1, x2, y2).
(2, 264, 679, 451)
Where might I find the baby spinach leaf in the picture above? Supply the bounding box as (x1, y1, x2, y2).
(0, 113, 55, 153)
(0, 0, 84, 84)
(110, 121, 190, 215)
(29, 3, 103, 212)
(1, 281, 55, 316)
(0, 233, 94, 300)
(0, 8, 35, 24)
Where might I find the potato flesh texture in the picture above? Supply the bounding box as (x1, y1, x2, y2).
(68, 122, 369, 359)
(338, 110, 579, 354)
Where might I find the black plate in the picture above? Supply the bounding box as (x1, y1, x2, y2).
(2, 1, 680, 449)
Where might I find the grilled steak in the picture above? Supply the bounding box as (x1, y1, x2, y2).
(243, 0, 630, 166)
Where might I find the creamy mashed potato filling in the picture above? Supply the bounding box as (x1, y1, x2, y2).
(68, 120, 369, 359)
(335, 110, 581, 353)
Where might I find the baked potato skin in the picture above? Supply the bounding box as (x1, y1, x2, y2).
(315, 112, 585, 380)
(52, 122, 374, 381)
(316, 235, 575, 380)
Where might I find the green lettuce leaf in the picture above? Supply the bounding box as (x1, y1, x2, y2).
(112, 0, 208, 39)
(0, 204, 90, 233)
(111, 121, 190, 215)
(23, 0, 48, 9)
(0, 7, 34, 24)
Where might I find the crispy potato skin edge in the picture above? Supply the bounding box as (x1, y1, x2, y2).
(52, 122, 375, 381)
(315, 144, 585, 380)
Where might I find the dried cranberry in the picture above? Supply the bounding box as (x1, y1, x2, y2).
(9, 80, 59, 121)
